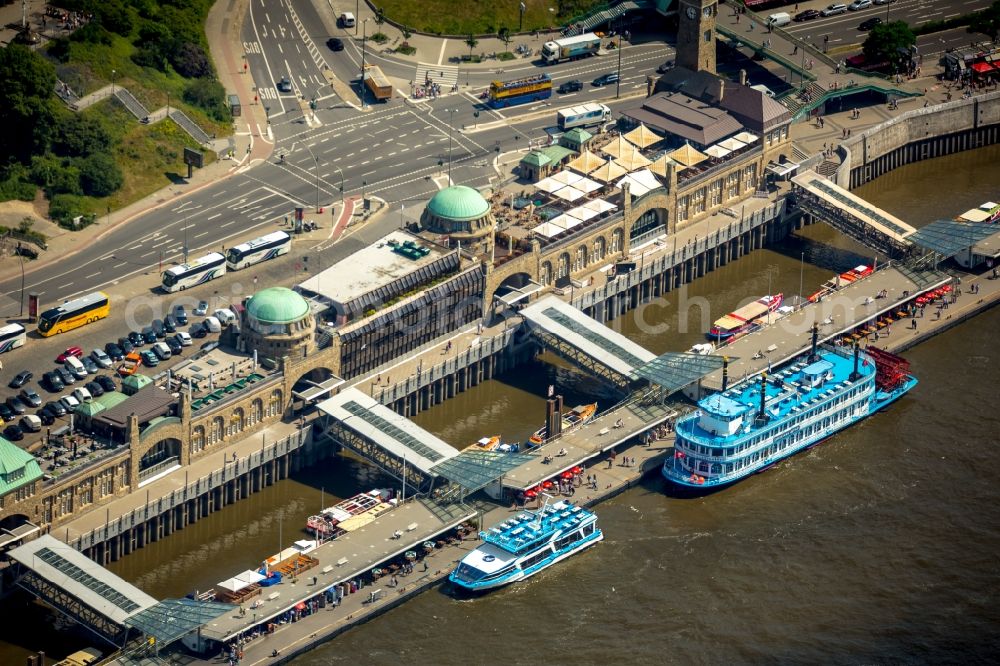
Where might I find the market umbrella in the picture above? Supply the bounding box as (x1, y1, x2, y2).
(613, 150, 652, 172)
(624, 123, 662, 148)
(560, 471, 574, 479)
(598, 134, 637, 159)
(732, 130, 759, 145)
(566, 149, 606, 174)
(571, 466, 583, 475)
(703, 144, 731, 159)
(588, 159, 628, 183)
(668, 143, 708, 168)
(648, 154, 677, 178)
(295, 602, 307, 611)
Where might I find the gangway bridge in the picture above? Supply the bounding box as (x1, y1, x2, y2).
(792, 170, 918, 259)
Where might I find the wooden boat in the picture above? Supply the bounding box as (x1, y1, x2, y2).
(956, 201, 1000, 224)
(707, 294, 783, 340)
(808, 265, 872, 303)
(528, 402, 597, 446)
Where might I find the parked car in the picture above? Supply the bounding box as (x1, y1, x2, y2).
(57, 366, 76, 386)
(0, 403, 15, 423)
(37, 409, 55, 426)
(592, 72, 619, 87)
(44, 400, 67, 417)
(656, 60, 675, 74)
(64, 356, 88, 380)
(557, 79, 583, 94)
(859, 16, 882, 30)
(848, 0, 872, 9)
(152, 342, 172, 361)
(19, 388, 42, 408)
(165, 336, 183, 356)
(6, 396, 27, 415)
(213, 309, 237, 326)
(72, 387, 93, 403)
(164, 315, 178, 333)
(142, 327, 157, 344)
(794, 9, 821, 21)
(151, 319, 166, 338)
(59, 395, 80, 411)
(191, 324, 208, 339)
(141, 350, 159, 367)
(194, 300, 209, 316)
(56, 346, 84, 363)
(81, 356, 99, 374)
(173, 305, 188, 325)
(95, 375, 116, 393)
(43, 371, 64, 392)
(91, 348, 113, 369)
(176, 331, 193, 347)
(873, 0, 896, 5)
(326, 37, 344, 51)
(119, 336, 137, 353)
(19, 414, 42, 433)
(203, 316, 222, 333)
(821, 3, 848, 15)
(8, 370, 33, 388)
(105, 342, 125, 361)
(3, 424, 23, 441)
(128, 330, 145, 347)
(85, 380, 105, 397)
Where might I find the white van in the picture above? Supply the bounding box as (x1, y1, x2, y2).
(202, 316, 222, 333)
(19, 415, 42, 432)
(213, 308, 237, 325)
(152, 342, 172, 361)
(766, 12, 791, 27)
(64, 356, 87, 380)
(339, 12, 356, 28)
(72, 387, 93, 403)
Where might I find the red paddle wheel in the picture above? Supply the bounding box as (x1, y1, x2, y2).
(865, 347, 910, 391)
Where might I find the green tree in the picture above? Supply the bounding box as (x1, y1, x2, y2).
(969, 0, 1000, 40)
(466, 34, 478, 59)
(862, 21, 916, 71)
(94, 0, 135, 37)
(0, 45, 57, 164)
(48, 193, 92, 227)
(498, 26, 511, 51)
(374, 6, 386, 27)
(183, 77, 227, 121)
(78, 152, 123, 197)
(51, 115, 113, 157)
(170, 42, 213, 78)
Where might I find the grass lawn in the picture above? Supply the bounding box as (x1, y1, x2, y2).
(377, 0, 605, 35)
(74, 99, 216, 218)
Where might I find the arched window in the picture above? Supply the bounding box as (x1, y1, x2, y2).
(210, 417, 224, 444)
(231, 407, 245, 436)
(574, 245, 588, 272)
(557, 253, 570, 279)
(268, 390, 282, 417)
(611, 229, 624, 254)
(541, 262, 553, 285)
(251, 399, 263, 425)
(593, 237, 606, 263)
(192, 426, 205, 453)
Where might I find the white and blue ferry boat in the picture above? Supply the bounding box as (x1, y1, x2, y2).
(663, 336, 917, 492)
(449, 499, 602, 592)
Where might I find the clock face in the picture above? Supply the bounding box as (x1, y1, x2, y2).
(686, 6, 696, 19)
(704, 6, 712, 16)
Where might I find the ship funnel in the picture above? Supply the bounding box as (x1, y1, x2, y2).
(809, 323, 819, 363)
(850, 342, 861, 381)
(722, 356, 729, 392)
(755, 372, 769, 426)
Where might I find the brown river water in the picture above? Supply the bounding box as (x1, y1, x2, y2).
(4, 145, 999, 664)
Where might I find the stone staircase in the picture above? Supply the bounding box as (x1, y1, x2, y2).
(780, 81, 826, 117)
(563, 0, 653, 36)
(55, 78, 215, 148)
(815, 159, 840, 178)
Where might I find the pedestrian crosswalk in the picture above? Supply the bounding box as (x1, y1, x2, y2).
(414, 63, 458, 89)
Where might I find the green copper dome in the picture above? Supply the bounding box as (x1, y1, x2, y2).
(426, 186, 489, 221)
(246, 287, 310, 324)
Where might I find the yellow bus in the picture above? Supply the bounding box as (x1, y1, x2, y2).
(37, 291, 111, 337)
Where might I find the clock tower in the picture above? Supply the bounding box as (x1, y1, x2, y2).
(675, 0, 717, 74)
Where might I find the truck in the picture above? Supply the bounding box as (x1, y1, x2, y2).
(117, 352, 141, 377)
(557, 103, 611, 130)
(541, 33, 601, 65)
(363, 65, 392, 101)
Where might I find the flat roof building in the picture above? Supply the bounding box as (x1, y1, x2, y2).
(296, 230, 458, 325)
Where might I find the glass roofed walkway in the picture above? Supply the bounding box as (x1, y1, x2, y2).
(520, 296, 657, 387)
(792, 170, 917, 259)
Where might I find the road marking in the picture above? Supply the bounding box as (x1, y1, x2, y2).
(437, 39, 448, 65)
(86, 272, 100, 279)
(58, 282, 73, 289)
(206, 213, 222, 221)
(194, 231, 209, 238)
(140, 251, 153, 258)
(151, 238, 171, 248)
(221, 220, 238, 227)
(114, 262, 128, 269)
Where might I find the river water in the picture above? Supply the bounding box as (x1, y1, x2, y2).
(6, 146, 1000, 664)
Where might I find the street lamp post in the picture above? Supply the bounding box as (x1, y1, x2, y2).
(355, 0, 360, 35)
(17, 249, 25, 317)
(334, 165, 345, 203)
(798, 251, 804, 309)
(360, 19, 369, 109)
(447, 108, 455, 183)
(615, 20, 623, 99)
(519, 1, 525, 32)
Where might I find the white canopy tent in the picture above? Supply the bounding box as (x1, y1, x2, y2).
(703, 144, 731, 159)
(718, 137, 747, 152)
(616, 168, 662, 198)
(552, 185, 586, 202)
(550, 170, 585, 186)
(579, 198, 618, 214)
(732, 131, 759, 145)
(534, 176, 564, 193)
(565, 205, 600, 222)
(217, 569, 266, 593)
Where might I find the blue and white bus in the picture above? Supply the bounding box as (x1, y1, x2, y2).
(0, 323, 26, 354)
(225, 231, 292, 270)
(161, 252, 227, 292)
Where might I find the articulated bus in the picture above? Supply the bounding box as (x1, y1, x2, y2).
(37, 292, 110, 337)
(161, 252, 227, 292)
(0, 323, 27, 353)
(226, 231, 292, 270)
